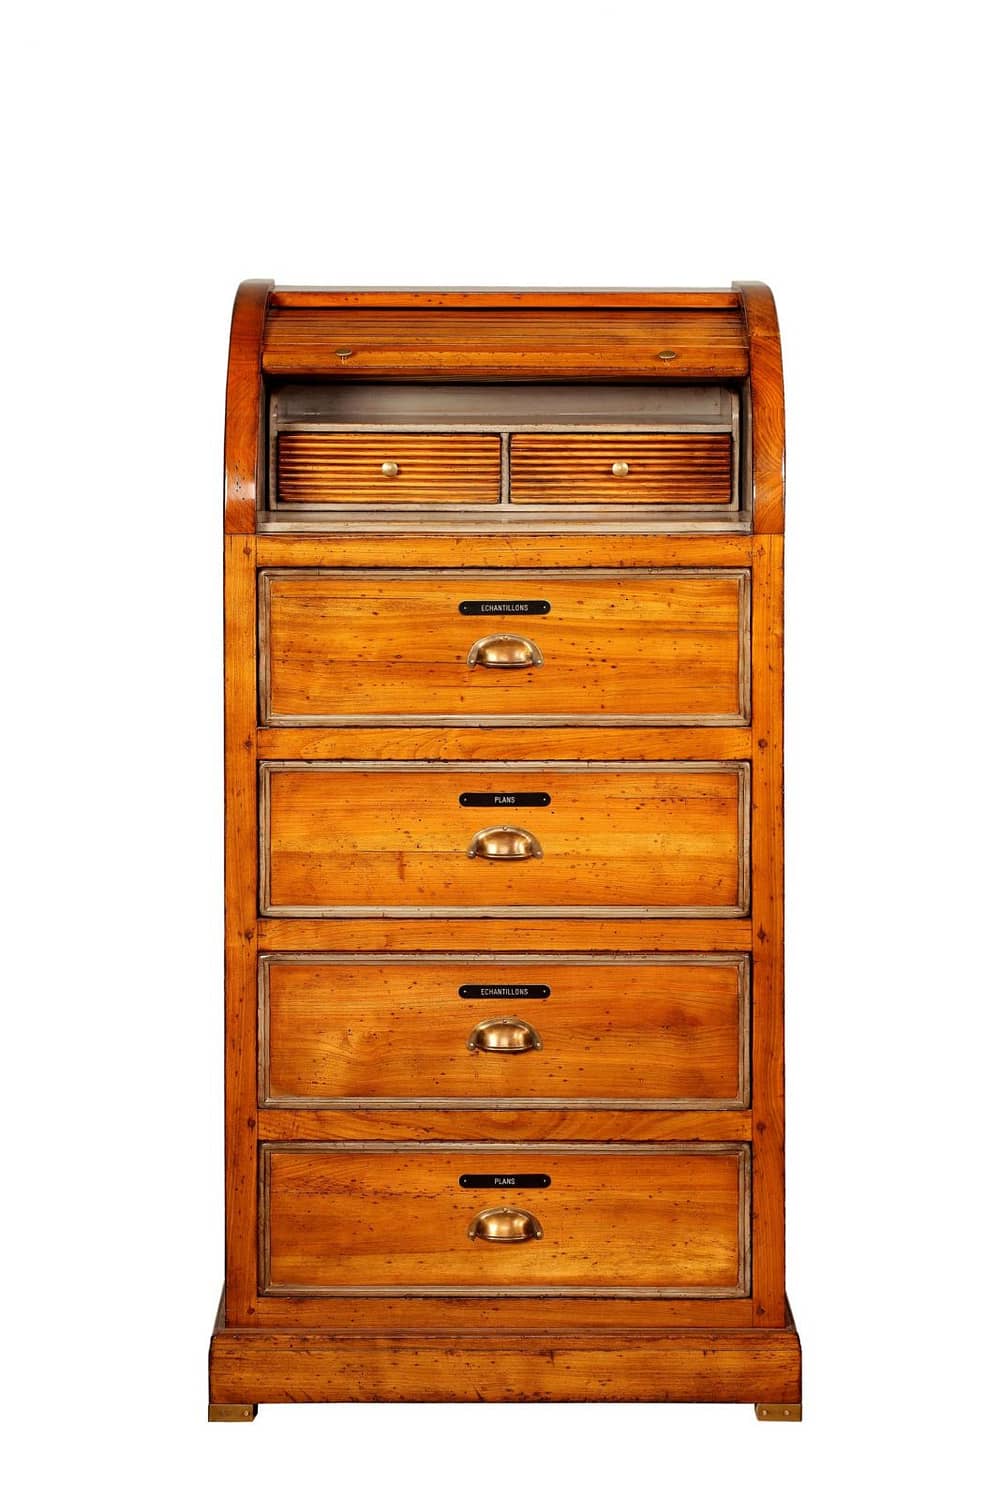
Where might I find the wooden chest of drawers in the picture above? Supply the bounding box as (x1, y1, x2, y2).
(208, 282, 801, 1421)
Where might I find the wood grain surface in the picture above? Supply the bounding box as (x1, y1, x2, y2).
(262, 308, 749, 379)
(260, 762, 749, 916)
(510, 433, 733, 505)
(260, 955, 748, 1108)
(261, 1144, 748, 1295)
(260, 568, 749, 725)
(277, 433, 501, 505)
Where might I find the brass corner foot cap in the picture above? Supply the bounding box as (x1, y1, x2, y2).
(209, 1403, 258, 1422)
(755, 1403, 802, 1422)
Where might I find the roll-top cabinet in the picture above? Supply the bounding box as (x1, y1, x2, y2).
(209, 283, 801, 1422)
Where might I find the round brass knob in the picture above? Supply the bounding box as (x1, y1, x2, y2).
(611, 461, 629, 477)
(381, 461, 399, 477)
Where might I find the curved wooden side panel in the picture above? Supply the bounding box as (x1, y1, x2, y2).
(225, 279, 273, 533)
(734, 282, 785, 535)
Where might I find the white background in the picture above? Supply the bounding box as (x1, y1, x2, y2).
(3, 2, 997, 1494)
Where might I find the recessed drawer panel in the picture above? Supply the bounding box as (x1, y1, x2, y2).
(260, 955, 749, 1109)
(260, 761, 749, 918)
(510, 433, 734, 505)
(261, 1144, 750, 1297)
(259, 569, 749, 726)
(276, 433, 501, 505)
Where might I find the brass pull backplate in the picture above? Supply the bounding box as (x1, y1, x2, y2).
(468, 1207, 544, 1243)
(467, 634, 543, 669)
(467, 1017, 543, 1053)
(466, 826, 543, 861)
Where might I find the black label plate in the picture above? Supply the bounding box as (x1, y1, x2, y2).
(459, 983, 551, 999)
(459, 1174, 551, 1189)
(459, 791, 551, 808)
(459, 600, 551, 616)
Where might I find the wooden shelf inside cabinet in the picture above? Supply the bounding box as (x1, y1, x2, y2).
(213, 281, 799, 1420)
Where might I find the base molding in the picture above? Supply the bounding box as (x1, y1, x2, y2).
(209, 1293, 801, 1412)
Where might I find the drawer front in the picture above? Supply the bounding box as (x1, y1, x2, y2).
(261, 1144, 750, 1296)
(260, 955, 749, 1109)
(260, 762, 749, 917)
(276, 433, 501, 505)
(510, 433, 734, 506)
(260, 569, 749, 726)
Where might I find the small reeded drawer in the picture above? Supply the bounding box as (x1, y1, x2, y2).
(259, 761, 750, 918)
(259, 568, 749, 726)
(260, 1144, 750, 1297)
(259, 955, 749, 1109)
(509, 433, 734, 506)
(276, 432, 501, 505)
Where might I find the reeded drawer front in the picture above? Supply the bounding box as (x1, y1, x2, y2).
(261, 1144, 750, 1297)
(276, 433, 501, 505)
(260, 954, 749, 1109)
(260, 761, 749, 917)
(259, 569, 749, 726)
(510, 433, 734, 506)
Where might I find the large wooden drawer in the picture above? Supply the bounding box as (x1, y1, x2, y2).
(260, 1144, 750, 1297)
(276, 433, 501, 505)
(260, 955, 749, 1109)
(510, 433, 735, 506)
(260, 761, 749, 917)
(259, 569, 749, 726)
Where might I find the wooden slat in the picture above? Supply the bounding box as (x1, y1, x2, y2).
(277, 433, 501, 505)
(256, 727, 754, 762)
(270, 287, 743, 309)
(258, 1108, 753, 1144)
(510, 433, 733, 505)
(256, 534, 755, 569)
(237, 1291, 754, 1330)
(257, 917, 755, 952)
(224, 534, 260, 1324)
(262, 308, 749, 379)
(751, 533, 786, 1326)
(209, 1321, 802, 1404)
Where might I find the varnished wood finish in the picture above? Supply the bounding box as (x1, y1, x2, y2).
(260, 955, 748, 1108)
(277, 433, 501, 505)
(256, 533, 755, 568)
(258, 917, 755, 953)
(223, 534, 260, 1324)
(270, 288, 743, 309)
(224, 281, 272, 533)
(209, 1305, 801, 1404)
(260, 762, 749, 917)
(262, 308, 749, 380)
(260, 569, 749, 725)
(735, 282, 785, 534)
(257, 1107, 752, 1143)
(261, 1144, 749, 1297)
(215, 282, 798, 1414)
(510, 433, 733, 506)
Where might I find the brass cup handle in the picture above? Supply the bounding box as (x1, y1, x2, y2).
(466, 826, 543, 861)
(467, 1017, 543, 1054)
(468, 1207, 544, 1243)
(467, 634, 544, 669)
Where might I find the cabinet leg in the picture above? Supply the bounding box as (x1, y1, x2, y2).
(209, 1403, 258, 1422)
(755, 1402, 802, 1422)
